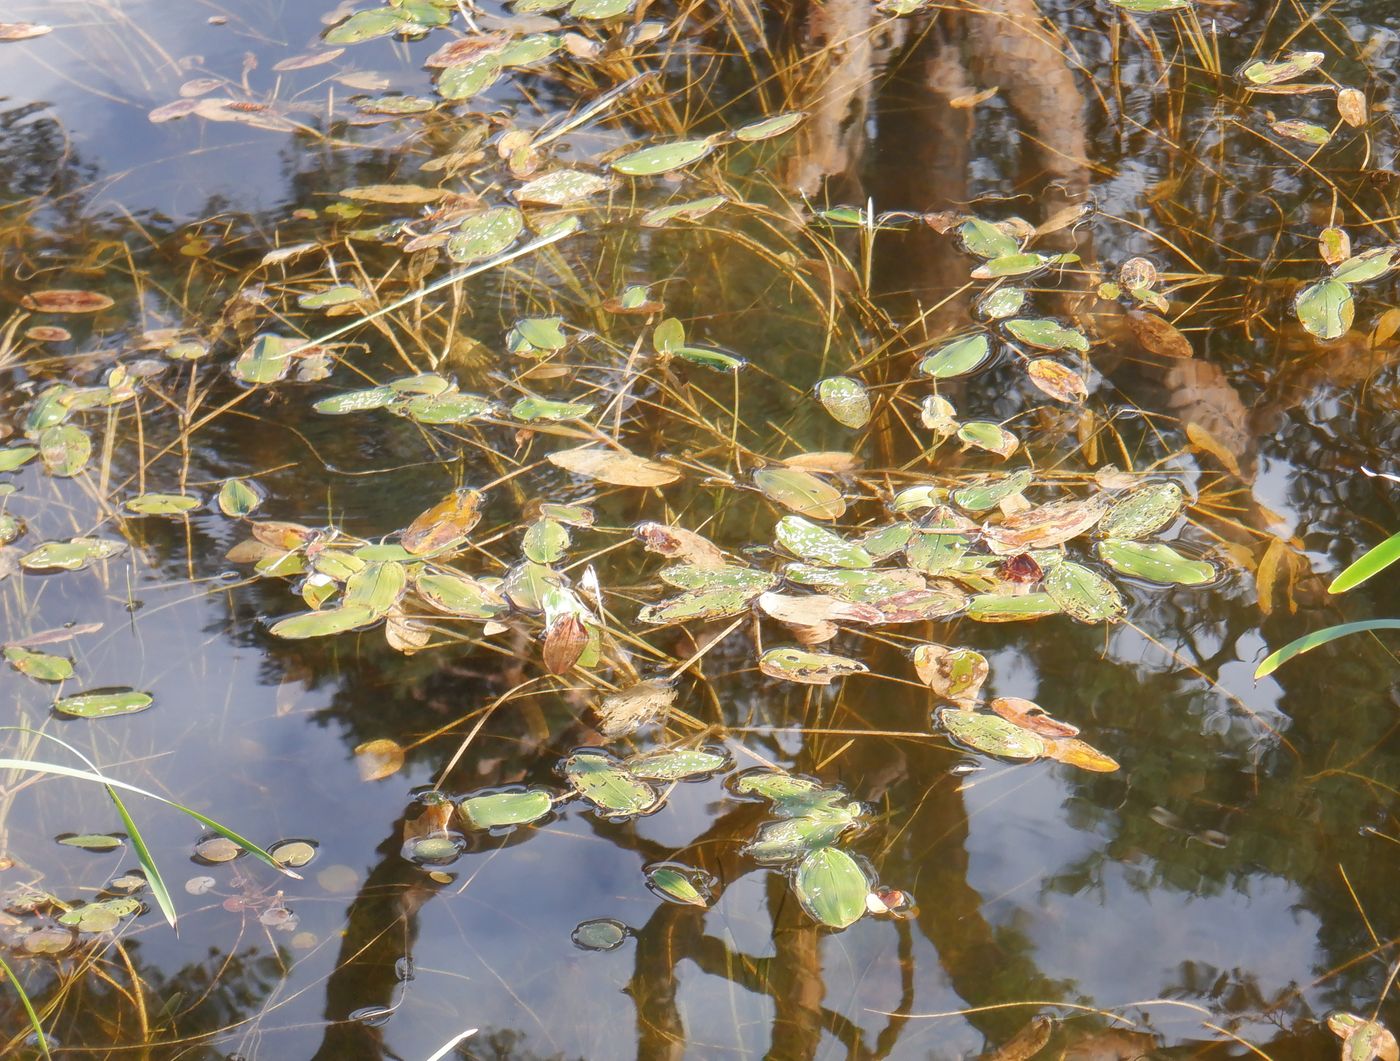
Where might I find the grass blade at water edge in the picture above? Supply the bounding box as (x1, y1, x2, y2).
(0, 951, 50, 1059)
(1329, 531, 1400, 594)
(0, 757, 298, 879)
(1254, 619, 1400, 678)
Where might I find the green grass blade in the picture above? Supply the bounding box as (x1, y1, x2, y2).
(107, 788, 178, 931)
(1329, 531, 1400, 594)
(0, 757, 299, 880)
(1254, 619, 1400, 678)
(0, 730, 181, 929)
(0, 950, 50, 1059)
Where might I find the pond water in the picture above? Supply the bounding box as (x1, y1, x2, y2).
(0, 0, 1398, 1058)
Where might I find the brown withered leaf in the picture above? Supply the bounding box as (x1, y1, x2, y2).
(272, 48, 344, 71)
(757, 592, 883, 627)
(354, 738, 405, 781)
(912, 644, 988, 704)
(20, 289, 115, 314)
(549, 446, 680, 488)
(543, 613, 587, 674)
(979, 1015, 1056, 1061)
(402, 489, 481, 556)
(1026, 359, 1088, 403)
(1336, 88, 1367, 128)
(949, 86, 998, 108)
(249, 520, 318, 551)
(982, 494, 1110, 554)
(996, 553, 1044, 584)
(633, 522, 726, 568)
(0, 23, 52, 41)
(781, 451, 864, 474)
(384, 608, 431, 654)
(989, 696, 1079, 738)
(424, 33, 508, 67)
(876, 582, 969, 622)
(1126, 309, 1193, 358)
(1185, 421, 1243, 477)
(594, 679, 675, 738)
(340, 183, 446, 205)
(1043, 737, 1120, 773)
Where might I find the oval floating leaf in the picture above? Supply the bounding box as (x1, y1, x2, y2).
(645, 863, 712, 907)
(759, 647, 868, 685)
(125, 493, 199, 516)
(625, 746, 730, 781)
(952, 469, 1033, 513)
(1045, 561, 1125, 623)
(21, 537, 126, 572)
(965, 593, 1061, 622)
(447, 206, 523, 264)
(1099, 481, 1184, 539)
(754, 468, 846, 520)
(1026, 358, 1088, 403)
(793, 846, 870, 929)
(515, 169, 610, 206)
(571, 917, 628, 950)
(39, 424, 91, 477)
(1097, 539, 1215, 585)
(458, 788, 554, 829)
(549, 446, 679, 487)
(816, 377, 872, 428)
(58, 833, 123, 851)
(612, 138, 714, 176)
(269, 604, 376, 639)
(918, 334, 991, 379)
(562, 750, 660, 817)
(20, 289, 114, 314)
(937, 707, 1046, 759)
(733, 111, 806, 141)
(54, 688, 153, 719)
(5, 646, 74, 682)
(1005, 317, 1088, 352)
(1332, 246, 1399, 285)
(775, 516, 871, 568)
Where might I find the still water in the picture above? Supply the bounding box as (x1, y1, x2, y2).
(0, 0, 1398, 1058)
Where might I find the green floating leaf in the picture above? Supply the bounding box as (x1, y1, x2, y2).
(1004, 317, 1089, 352)
(1330, 530, 1400, 594)
(640, 195, 727, 228)
(937, 707, 1047, 758)
(496, 32, 561, 66)
(39, 424, 91, 477)
(218, 478, 262, 518)
(957, 421, 1019, 458)
(1270, 119, 1331, 146)
(918, 334, 991, 379)
(0, 445, 38, 472)
(5, 647, 74, 682)
(733, 111, 806, 142)
(744, 813, 859, 864)
(816, 377, 872, 428)
(57, 896, 140, 933)
(1254, 619, 1400, 678)
(958, 217, 1019, 259)
(399, 391, 492, 425)
(1332, 246, 1399, 285)
(297, 284, 365, 309)
(269, 604, 376, 639)
(414, 572, 506, 619)
(343, 561, 408, 617)
(562, 750, 659, 817)
(952, 469, 1033, 513)
(625, 746, 730, 781)
(269, 840, 317, 868)
(754, 468, 846, 520)
(792, 846, 870, 929)
(1241, 50, 1324, 86)
(1096, 539, 1215, 585)
(125, 493, 199, 516)
(645, 864, 712, 907)
(515, 169, 610, 206)
(21, 537, 126, 572)
(971, 252, 1050, 279)
(508, 316, 567, 354)
(775, 515, 871, 568)
(313, 387, 397, 415)
(447, 206, 523, 264)
(965, 593, 1061, 622)
(783, 564, 924, 603)
(571, 917, 628, 950)
(522, 519, 570, 564)
(57, 833, 123, 851)
(1099, 481, 1184, 539)
(233, 334, 294, 384)
(612, 138, 714, 176)
(978, 286, 1025, 319)
(671, 345, 744, 371)
(660, 564, 776, 592)
(458, 787, 554, 829)
(511, 396, 593, 422)
(638, 585, 755, 624)
(54, 689, 153, 719)
(324, 8, 409, 44)
(759, 647, 868, 685)
(1045, 561, 1125, 623)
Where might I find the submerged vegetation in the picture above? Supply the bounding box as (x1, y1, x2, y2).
(0, 0, 1397, 1056)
